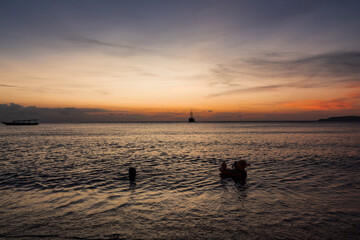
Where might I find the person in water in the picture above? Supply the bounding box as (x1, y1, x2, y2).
(219, 160, 250, 181)
(129, 167, 136, 182)
(236, 160, 250, 180)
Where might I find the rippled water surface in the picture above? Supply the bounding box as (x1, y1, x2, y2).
(0, 123, 359, 239)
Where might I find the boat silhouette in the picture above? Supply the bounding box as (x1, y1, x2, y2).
(2, 119, 39, 125)
(188, 111, 195, 122)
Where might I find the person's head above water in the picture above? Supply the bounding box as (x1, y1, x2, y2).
(237, 160, 250, 170)
(129, 167, 136, 181)
(233, 161, 238, 169)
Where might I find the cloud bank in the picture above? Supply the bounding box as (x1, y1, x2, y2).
(0, 103, 179, 122)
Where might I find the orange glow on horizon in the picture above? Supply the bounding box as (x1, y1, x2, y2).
(283, 99, 355, 110)
(1, 47, 360, 121)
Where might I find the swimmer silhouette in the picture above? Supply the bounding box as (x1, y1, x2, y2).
(219, 160, 250, 182)
(129, 167, 136, 182)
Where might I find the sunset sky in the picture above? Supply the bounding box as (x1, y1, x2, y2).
(1, 0, 360, 121)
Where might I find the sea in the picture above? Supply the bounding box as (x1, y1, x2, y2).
(0, 122, 359, 240)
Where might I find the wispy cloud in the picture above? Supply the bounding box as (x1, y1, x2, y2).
(209, 51, 360, 97)
(209, 84, 284, 98)
(0, 84, 17, 88)
(282, 98, 356, 110)
(63, 35, 182, 59)
(64, 35, 140, 50)
(246, 51, 360, 77)
(0, 82, 76, 95)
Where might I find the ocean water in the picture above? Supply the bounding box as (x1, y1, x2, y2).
(0, 122, 359, 240)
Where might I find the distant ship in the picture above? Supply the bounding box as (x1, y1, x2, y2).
(2, 119, 39, 125)
(188, 111, 195, 122)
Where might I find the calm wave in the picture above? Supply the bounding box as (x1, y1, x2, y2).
(0, 122, 359, 239)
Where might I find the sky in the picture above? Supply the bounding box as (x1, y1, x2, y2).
(1, 0, 360, 122)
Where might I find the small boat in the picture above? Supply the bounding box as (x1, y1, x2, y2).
(188, 111, 195, 122)
(2, 119, 39, 125)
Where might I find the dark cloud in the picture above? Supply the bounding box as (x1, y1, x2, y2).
(0, 103, 113, 122)
(0, 103, 188, 122)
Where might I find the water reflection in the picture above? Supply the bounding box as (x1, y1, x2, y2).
(234, 182, 249, 199)
(0, 123, 359, 239)
(129, 181, 137, 189)
(220, 178, 249, 199)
